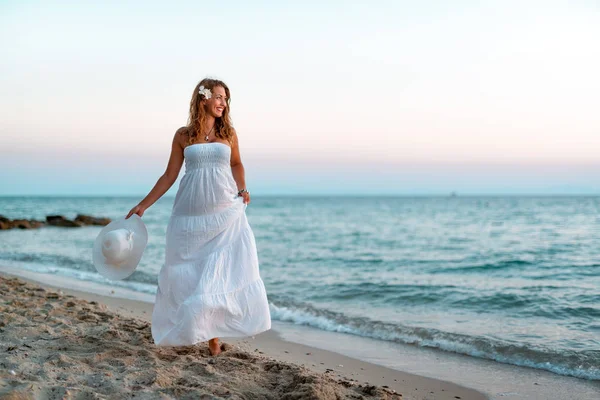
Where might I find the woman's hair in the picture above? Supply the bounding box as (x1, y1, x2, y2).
(185, 78, 234, 146)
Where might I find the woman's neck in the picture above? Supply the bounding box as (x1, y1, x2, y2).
(202, 116, 216, 133)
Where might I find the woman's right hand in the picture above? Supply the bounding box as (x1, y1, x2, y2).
(126, 204, 146, 219)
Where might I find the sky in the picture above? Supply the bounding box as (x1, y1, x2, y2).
(1, 0, 599, 196)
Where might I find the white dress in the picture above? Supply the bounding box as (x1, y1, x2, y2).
(151, 142, 271, 346)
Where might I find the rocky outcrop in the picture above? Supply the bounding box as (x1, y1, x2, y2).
(46, 215, 84, 227)
(12, 219, 46, 229)
(74, 214, 112, 226)
(0, 214, 111, 230)
(0, 216, 47, 230)
(0, 216, 10, 230)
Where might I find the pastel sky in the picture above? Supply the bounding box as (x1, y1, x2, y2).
(1, 0, 599, 195)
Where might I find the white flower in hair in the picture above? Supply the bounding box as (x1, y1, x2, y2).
(198, 85, 212, 99)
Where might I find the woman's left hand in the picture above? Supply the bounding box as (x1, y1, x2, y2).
(238, 190, 251, 204)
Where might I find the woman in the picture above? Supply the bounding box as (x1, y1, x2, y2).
(126, 78, 271, 356)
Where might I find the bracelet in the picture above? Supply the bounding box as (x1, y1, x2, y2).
(237, 188, 248, 195)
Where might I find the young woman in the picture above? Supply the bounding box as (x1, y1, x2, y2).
(126, 78, 271, 356)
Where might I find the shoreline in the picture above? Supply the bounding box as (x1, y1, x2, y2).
(2, 266, 599, 399)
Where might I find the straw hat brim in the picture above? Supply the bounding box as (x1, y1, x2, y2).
(92, 214, 148, 280)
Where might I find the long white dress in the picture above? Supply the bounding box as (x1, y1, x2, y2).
(151, 142, 271, 346)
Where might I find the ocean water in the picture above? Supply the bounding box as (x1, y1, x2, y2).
(0, 195, 599, 380)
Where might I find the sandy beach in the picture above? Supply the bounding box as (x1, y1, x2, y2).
(0, 272, 488, 400)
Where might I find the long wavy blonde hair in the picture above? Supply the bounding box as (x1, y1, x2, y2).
(184, 78, 234, 146)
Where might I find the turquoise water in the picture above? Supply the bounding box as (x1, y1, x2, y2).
(0, 195, 599, 380)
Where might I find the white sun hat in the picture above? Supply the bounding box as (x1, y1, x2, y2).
(92, 214, 148, 280)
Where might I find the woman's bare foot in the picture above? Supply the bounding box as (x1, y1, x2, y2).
(208, 338, 221, 356)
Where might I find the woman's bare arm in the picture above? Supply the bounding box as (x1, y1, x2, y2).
(230, 129, 250, 204)
(126, 129, 185, 218)
(230, 130, 246, 191)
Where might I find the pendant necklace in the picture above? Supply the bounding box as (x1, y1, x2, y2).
(204, 124, 215, 142)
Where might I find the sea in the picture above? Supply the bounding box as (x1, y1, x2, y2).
(0, 195, 598, 381)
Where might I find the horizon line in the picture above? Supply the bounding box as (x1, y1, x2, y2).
(1, 193, 599, 198)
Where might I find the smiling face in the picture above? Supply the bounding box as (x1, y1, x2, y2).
(203, 85, 228, 118)
(187, 78, 234, 145)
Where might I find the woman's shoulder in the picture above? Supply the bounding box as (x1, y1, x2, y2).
(172, 126, 190, 149)
(175, 126, 190, 137)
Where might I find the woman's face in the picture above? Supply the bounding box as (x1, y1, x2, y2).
(204, 85, 228, 118)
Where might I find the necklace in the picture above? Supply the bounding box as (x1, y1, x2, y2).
(204, 124, 215, 142)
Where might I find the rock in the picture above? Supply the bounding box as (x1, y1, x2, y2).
(29, 220, 46, 228)
(12, 219, 33, 229)
(0, 216, 11, 230)
(14, 219, 45, 229)
(0, 216, 46, 230)
(74, 214, 111, 226)
(46, 215, 83, 227)
(0, 214, 109, 229)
